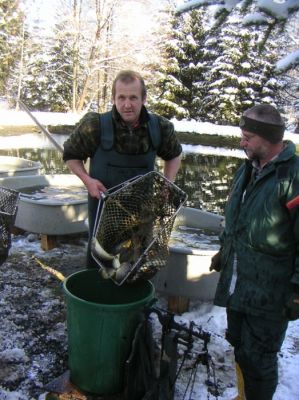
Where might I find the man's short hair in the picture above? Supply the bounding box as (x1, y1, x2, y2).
(112, 70, 147, 99)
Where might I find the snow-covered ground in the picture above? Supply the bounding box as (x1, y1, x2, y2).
(0, 234, 298, 400)
(0, 233, 298, 400)
(0, 110, 299, 399)
(0, 109, 299, 144)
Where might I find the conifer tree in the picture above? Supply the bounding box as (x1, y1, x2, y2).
(151, 9, 210, 120)
(0, 0, 24, 97)
(18, 37, 52, 110)
(46, 23, 75, 112)
(153, 3, 283, 124)
(202, 16, 281, 124)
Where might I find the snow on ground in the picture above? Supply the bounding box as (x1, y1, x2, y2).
(0, 111, 299, 399)
(0, 233, 298, 400)
(0, 110, 298, 144)
(0, 110, 82, 127)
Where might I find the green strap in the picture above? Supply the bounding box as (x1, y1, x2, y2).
(147, 113, 161, 149)
(99, 111, 161, 150)
(100, 111, 114, 150)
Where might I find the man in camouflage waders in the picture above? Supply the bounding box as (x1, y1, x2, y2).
(63, 70, 182, 268)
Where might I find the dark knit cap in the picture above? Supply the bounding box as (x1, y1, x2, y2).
(239, 105, 285, 144)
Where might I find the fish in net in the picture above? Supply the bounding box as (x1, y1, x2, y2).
(91, 172, 187, 285)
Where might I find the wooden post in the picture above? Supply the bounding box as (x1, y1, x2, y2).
(41, 234, 58, 251)
(11, 226, 25, 235)
(167, 295, 190, 315)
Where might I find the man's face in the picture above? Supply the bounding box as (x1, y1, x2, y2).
(113, 79, 146, 126)
(240, 130, 270, 162)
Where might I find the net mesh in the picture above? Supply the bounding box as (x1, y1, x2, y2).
(91, 172, 187, 285)
(0, 186, 19, 265)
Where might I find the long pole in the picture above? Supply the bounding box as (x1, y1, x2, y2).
(18, 100, 64, 153)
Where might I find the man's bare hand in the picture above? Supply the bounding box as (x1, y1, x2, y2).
(210, 249, 222, 272)
(85, 177, 107, 199)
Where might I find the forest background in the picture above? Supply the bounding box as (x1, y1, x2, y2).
(0, 0, 298, 129)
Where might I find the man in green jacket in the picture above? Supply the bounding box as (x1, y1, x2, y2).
(63, 70, 182, 268)
(210, 104, 299, 400)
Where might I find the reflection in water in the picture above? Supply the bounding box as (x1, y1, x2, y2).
(178, 152, 242, 214)
(0, 133, 67, 150)
(170, 225, 220, 250)
(0, 146, 243, 214)
(19, 185, 87, 203)
(0, 148, 69, 174)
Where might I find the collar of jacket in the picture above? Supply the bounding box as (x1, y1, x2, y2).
(247, 140, 295, 168)
(245, 140, 296, 178)
(112, 105, 149, 127)
(276, 140, 296, 163)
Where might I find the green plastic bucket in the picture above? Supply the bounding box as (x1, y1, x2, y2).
(63, 269, 155, 395)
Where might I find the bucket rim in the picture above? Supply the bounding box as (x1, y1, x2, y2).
(63, 269, 155, 309)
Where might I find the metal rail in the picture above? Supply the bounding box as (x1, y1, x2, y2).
(18, 100, 64, 153)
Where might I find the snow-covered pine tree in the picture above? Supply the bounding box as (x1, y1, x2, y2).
(18, 38, 53, 111)
(46, 22, 75, 112)
(202, 9, 281, 125)
(0, 0, 24, 99)
(151, 9, 211, 120)
(275, 13, 299, 130)
(7, 21, 53, 110)
(153, 2, 283, 125)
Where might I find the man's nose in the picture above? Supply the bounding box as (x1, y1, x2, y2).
(124, 99, 131, 108)
(240, 136, 248, 147)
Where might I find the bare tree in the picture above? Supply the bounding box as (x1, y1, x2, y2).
(11, 0, 171, 111)
(71, 0, 82, 112)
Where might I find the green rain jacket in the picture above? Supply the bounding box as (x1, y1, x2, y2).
(214, 141, 299, 320)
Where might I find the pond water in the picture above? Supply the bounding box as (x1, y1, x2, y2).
(18, 185, 88, 203)
(0, 131, 242, 250)
(169, 225, 220, 250)
(0, 132, 244, 215)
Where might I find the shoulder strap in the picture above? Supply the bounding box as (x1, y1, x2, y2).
(99, 111, 114, 150)
(148, 113, 161, 150)
(100, 111, 161, 150)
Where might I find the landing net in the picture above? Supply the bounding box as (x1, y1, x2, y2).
(91, 171, 187, 285)
(0, 186, 19, 265)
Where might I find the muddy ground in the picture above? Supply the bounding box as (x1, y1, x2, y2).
(0, 233, 90, 399)
(0, 232, 235, 400)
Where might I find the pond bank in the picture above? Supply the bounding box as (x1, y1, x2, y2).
(1, 109, 298, 149)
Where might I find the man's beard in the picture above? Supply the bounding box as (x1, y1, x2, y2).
(243, 148, 263, 162)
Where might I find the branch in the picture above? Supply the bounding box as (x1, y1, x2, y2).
(176, 0, 222, 15)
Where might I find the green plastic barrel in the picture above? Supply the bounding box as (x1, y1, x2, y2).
(63, 269, 155, 395)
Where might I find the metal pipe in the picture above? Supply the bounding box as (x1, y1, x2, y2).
(18, 100, 64, 153)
